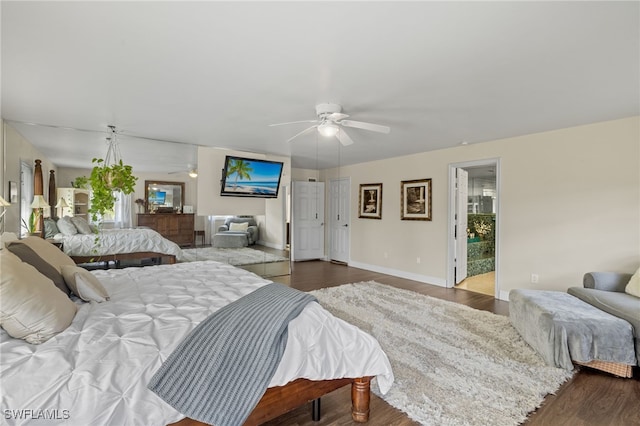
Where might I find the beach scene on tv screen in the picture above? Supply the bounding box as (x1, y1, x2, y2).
(223, 158, 282, 196)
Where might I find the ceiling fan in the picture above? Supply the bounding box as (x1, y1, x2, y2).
(269, 103, 391, 146)
(169, 164, 198, 178)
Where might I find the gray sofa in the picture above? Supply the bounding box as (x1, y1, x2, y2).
(217, 216, 259, 245)
(568, 272, 640, 365)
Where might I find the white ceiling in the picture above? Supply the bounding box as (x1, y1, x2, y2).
(2, 1, 638, 172)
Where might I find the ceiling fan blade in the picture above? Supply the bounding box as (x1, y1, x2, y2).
(340, 119, 391, 134)
(327, 113, 348, 121)
(336, 128, 354, 146)
(286, 125, 318, 143)
(269, 119, 318, 127)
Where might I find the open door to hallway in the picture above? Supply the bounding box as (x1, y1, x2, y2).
(448, 159, 499, 298)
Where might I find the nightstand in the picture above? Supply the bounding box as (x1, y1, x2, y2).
(46, 239, 64, 251)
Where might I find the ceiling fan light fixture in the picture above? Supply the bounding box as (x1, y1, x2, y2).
(188, 169, 198, 178)
(318, 123, 339, 138)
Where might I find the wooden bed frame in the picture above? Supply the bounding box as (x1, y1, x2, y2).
(71, 251, 176, 267)
(44, 168, 178, 267)
(170, 376, 372, 426)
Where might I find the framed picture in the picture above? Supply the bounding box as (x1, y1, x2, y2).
(358, 183, 382, 219)
(401, 178, 432, 221)
(9, 181, 17, 203)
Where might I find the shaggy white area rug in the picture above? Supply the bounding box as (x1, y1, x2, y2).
(310, 281, 574, 426)
(181, 247, 288, 266)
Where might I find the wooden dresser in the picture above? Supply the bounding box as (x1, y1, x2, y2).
(137, 213, 194, 247)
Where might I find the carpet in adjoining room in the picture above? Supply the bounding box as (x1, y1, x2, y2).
(181, 247, 288, 266)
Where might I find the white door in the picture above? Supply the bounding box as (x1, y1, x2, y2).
(455, 168, 468, 284)
(292, 181, 325, 261)
(329, 177, 350, 263)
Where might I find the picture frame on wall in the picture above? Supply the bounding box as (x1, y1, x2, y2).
(9, 181, 17, 203)
(358, 183, 382, 219)
(401, 178, 432, 221)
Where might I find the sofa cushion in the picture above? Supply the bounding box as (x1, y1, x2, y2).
(625, 268, 640, 298)
(568, 287, 640, 339)
(229, 222, 249, 232)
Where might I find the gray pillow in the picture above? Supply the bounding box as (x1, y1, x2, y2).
(57, 217, 78, 236)
(44, 218, 59, 239)
(70, 216, 93, 235)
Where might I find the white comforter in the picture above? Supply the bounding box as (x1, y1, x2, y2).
(54, 228, 184, 261)
(0, 261, 393, 426)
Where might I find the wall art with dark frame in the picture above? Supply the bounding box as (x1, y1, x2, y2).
(358, 183, 382, 219)
(401, 178, 432, 221)
(8, 181, 18, 203)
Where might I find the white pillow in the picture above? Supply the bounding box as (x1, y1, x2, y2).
(229, 222, 249, 232)
(57, 216, 78, 236)
(625, 268, 640, 298)
(70, 216, 93, 235)
(61, 265, 110, 303)
(0, 250, 77, 344)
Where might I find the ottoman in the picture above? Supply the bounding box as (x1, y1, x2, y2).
(509, 289, 636, 371)
(212, 233, 249, 248)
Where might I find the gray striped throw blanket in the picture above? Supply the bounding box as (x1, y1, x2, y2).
(147, 283, 317, 426)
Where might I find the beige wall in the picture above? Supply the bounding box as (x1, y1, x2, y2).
(314, 116, 639, 298)
(1, 123, 58, 235)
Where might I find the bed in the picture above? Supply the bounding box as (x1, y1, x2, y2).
(53, 227, 185, 264)
(0, 242, 393, 425)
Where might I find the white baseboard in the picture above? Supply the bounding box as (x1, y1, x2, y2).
(348, 260, 447, 287)
(498, 290, 510, 302)
(256, 240, 285, 250)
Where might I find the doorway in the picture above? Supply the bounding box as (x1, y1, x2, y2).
(448, 159, 500, 298)
(328, 177, 350, 263)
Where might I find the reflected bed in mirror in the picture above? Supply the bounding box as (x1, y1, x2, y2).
(145, 181, 185, 213)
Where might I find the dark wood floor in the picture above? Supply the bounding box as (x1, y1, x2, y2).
(268, 260, 640, 426)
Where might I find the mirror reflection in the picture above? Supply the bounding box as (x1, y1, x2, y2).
(145, 181, 185, 213)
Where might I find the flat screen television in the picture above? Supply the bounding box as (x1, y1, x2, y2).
(220, 155, 284, 198)
(149, 191, 166, 204)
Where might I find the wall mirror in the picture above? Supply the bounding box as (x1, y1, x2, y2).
(145, 181, 185, 213)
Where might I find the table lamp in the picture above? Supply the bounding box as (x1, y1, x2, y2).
(55, 197, 69, 218)
(30, 195, 50, 238)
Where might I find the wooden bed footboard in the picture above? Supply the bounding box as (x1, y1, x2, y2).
(71, 252, 176, 266)
(170, 376, 372, 426)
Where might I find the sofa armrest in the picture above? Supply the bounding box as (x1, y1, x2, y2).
(217, 225, 229, 232)
(583, 272, 632, 292)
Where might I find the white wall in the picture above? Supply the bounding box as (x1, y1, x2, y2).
(2, 123, 58, 235)
(315, 117, 639, 296)
(197, 147, 291, 248)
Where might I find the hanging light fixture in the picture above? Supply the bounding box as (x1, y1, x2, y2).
(188, 168, 198, 178)
(318, 122, 339, 138)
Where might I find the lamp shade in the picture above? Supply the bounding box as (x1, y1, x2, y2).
(55, 197, 69, 208)
(30, 195, 50, 209)
(0, 195, 10, 207)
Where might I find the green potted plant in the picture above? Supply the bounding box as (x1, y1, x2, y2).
(88, 158, 138, 223)
(21, 211, 39, 237)
(72, 176, 90, 189)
